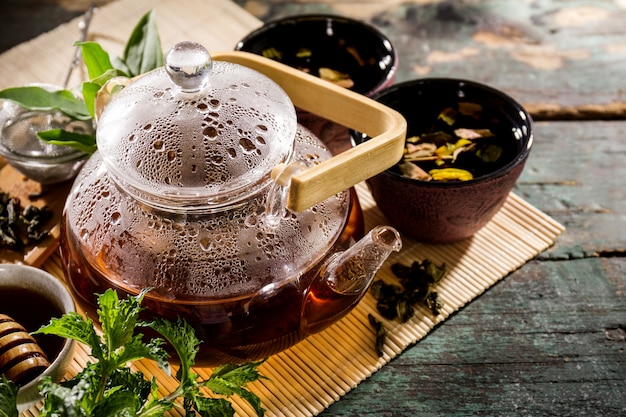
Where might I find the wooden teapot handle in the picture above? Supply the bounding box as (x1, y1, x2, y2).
(213, 51, 407, 212)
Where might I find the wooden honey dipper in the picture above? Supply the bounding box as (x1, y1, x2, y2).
(0, 313, 50, 386)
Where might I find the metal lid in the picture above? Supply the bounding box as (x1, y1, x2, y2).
(96, 41, 297, 211)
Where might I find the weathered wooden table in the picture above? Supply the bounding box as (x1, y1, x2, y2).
(2, 1, 625, 416)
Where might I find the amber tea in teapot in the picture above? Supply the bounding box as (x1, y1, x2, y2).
(62, 186, 366, 364)
(61, 43, 405, 365)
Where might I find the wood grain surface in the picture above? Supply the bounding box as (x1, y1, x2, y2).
(232, 0, 626, 119)
(2, 1, 625, 416)
(321, 120, 626, 416)
(0, 161, 71, 266)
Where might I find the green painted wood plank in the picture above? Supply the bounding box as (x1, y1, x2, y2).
(318, 121, 626, 416)
(234, 0, 626, 112)
(320, 257, 626, 416)
(517, 121, 626, 258)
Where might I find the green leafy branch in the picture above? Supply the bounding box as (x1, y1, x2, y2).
(0, 289, 266, 417)
(0, 10, 164, 154)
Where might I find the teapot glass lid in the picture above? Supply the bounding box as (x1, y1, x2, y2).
(96, 42, 297, 210)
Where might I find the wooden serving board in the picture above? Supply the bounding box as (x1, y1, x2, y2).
(0, 158, 72, 266)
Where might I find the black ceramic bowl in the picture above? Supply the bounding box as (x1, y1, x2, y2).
(235, 14, 397, 97)
(353, 78, 533, 243)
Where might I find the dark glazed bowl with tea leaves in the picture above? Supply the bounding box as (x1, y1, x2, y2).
(235, 14, 397, 97)
(352, 78, 533, 243)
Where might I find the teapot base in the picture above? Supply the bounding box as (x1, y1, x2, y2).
(60, 188, 364, 366)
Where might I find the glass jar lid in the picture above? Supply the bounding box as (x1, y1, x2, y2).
(96, 42, 297, 211)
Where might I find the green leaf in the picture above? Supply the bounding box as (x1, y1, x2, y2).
(149, 317, 200, 380)
(38, 383, 79, 417)
(134, 387, 174, 417)
(134, 380, 171, 417)
(37, 129, 97, 154)
(76, 42, 129, 119)
(203, 360, 267, 417)
(210, 361, 267, 388)
(33, 287, 266, 417)
(82, 67, 130, 118)
(0, 376, 18, 417)
(107, 368, 152, 405)
(0, 86, 91, 120)
(91, 69, 130, 87)
(122, 10, 164, 77)
(238, 388, 265, 417)
(202, 378, 265, 417)
(190, 396, 235, 417)
(78, 41, 115, 79)
(112, 335, 168, 374)
(39, 370, 95, 417)
(98, 289, 146, 355)
(136, 397, 174, 417)
(111, 56, 131, 75)
(92, 389, 141, 417)
(82, 81, 102, 118)
(34, 311, 103, 361)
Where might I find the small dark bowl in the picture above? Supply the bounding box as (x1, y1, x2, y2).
(353, 78, 533, 243)
(235, 14, 397, 97)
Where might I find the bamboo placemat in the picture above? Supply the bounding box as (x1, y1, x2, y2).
(23, 184, 564, 417)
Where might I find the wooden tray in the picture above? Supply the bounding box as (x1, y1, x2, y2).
(0, 158, 72, 266)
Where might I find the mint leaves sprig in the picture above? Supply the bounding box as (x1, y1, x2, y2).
(0, 10, 164, 154)
(0, 289, 266, 417)
(0, 376, 18, 417)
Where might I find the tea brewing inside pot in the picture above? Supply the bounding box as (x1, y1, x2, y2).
(64, 42, 355, 302)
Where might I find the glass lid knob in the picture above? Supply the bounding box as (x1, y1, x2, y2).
(165, 41, 212, 92)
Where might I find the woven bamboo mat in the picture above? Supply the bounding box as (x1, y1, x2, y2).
(23, 184, 564, 417)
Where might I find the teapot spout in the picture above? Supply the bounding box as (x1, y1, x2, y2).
(301, 225, 402, 334)
(326, 225, 402, 295)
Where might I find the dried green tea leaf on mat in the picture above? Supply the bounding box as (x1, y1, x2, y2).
(369, 259, 447, 355)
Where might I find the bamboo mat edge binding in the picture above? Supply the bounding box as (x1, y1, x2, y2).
(26, 184, 564, 417)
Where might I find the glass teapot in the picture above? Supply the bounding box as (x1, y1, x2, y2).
(61, 42, 406, 365)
